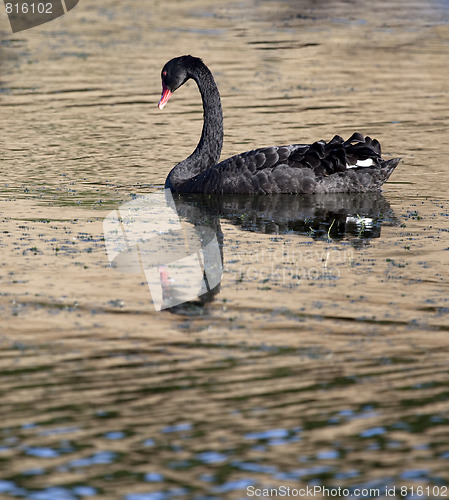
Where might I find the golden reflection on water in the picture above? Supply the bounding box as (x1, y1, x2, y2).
(1, 0, 449, 498)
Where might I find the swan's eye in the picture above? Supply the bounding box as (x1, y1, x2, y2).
(162, 70, 167, 77)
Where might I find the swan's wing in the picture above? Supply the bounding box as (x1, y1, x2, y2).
(236, 133, 382, 176)
(182, 133, 387, 194)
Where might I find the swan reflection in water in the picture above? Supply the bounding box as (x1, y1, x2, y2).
(103, 190, 396, 311)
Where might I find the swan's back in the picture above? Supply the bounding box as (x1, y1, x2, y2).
(169, 133, 400, 194)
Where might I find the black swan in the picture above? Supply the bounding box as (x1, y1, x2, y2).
(158, 55, 400, 194)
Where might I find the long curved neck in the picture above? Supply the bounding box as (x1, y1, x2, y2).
(166, 59, 223, 190)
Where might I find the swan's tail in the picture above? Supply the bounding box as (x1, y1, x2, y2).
(380, 157, 401, 184)
(361, 157, 401, 192)
(314, 157, 401, 193)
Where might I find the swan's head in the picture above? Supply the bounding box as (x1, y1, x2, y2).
(158, 55, 200, 110)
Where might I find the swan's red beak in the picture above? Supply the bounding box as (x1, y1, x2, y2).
(158, 84, 172, 110)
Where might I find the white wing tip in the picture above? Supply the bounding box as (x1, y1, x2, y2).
(346, 158, 375, 169)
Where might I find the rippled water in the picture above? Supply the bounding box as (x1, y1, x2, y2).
(1, 0, 449, 498)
